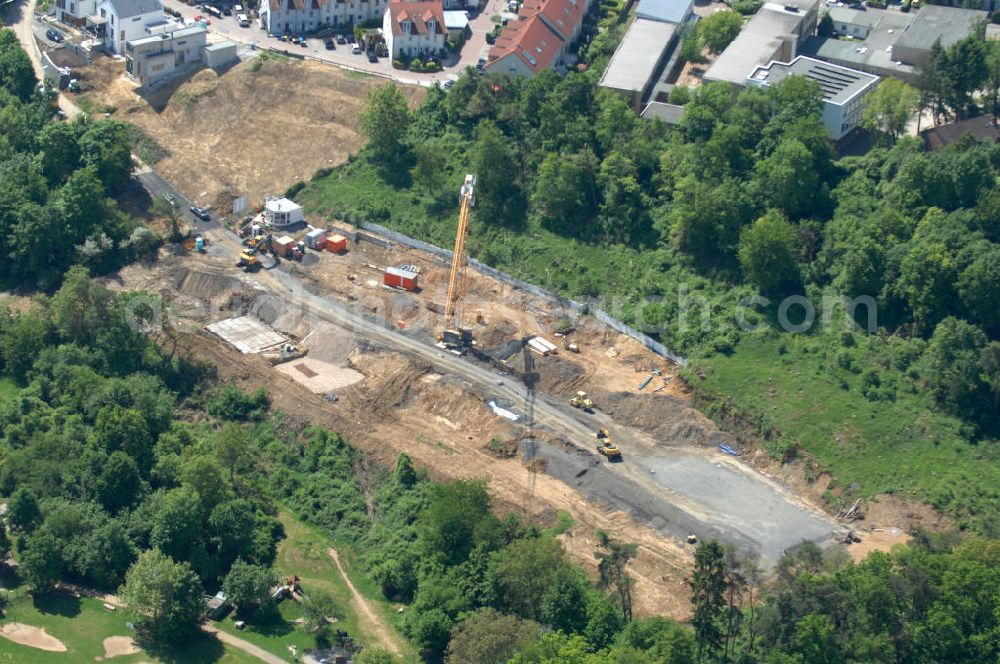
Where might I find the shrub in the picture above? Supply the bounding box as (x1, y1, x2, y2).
(284, 180, 306, 199)
(207, 386, 270, 421)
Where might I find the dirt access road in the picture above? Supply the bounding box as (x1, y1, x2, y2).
(327, 549, 403, 656)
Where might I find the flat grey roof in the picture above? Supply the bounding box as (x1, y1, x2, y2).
(641, 101, 685, 123)
(204, 40, 236, 51)
(895, 5, 985, 51)
(599, 18, 677, 92)
(704, 1, 817, 85)
(805, 34, 914, 77)
(128, 24, 205, 46)
(826, 6, 883, 29)
(635, 0, 692, 25)
(748, 55, 878, 104)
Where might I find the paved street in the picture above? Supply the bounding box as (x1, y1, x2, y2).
(160, 0, 505, 86)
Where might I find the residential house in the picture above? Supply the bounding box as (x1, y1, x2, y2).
(383, 1, 446, 59)
(746, 55, 879, 139)
(922, 116, 1000, 150)
(483, 0, 591, 76)
(259, 0, 390, 35)
(56, 0, 98, 28)
(485, 13, 563, 76)
(125, 23, 206, 86)
(97, 0, 166, 55)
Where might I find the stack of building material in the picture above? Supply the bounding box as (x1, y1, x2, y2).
(527, 336, 557, 356)
(274, 235, 295, 257)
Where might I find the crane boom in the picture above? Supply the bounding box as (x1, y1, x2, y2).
(444, 174, 476, 330)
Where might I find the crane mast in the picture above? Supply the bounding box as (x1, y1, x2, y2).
(442, 174, 475, 346)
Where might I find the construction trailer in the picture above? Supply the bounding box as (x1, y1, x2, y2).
(305, 228, 327, 250)
(384, 266, 419, 291)
(326, 234, 348, 254)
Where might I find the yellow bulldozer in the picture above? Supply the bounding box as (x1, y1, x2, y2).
(569, 391, 593, 411)
(595, 428, 621, 460)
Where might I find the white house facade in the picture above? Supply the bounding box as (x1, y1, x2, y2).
(98, 0, 166, 55)
(259, 0, 389, 35)
(383, 1, 446, 58)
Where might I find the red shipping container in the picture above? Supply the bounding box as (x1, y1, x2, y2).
(384, 266, 418, 291)
(327, 234, 348, 254)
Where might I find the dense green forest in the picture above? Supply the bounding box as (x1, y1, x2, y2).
(301, 43, 1000, 532)
(0, 29, 156, 290)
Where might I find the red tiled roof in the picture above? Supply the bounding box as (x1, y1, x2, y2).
(487, 14, 562, 74)
(388, 1, 445, 36)
(518, 0, 584, 41)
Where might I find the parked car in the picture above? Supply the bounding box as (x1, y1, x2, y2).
(298, 35, 307, 46)
(45, 28, 65, 43)
(336, 34, 347, 44)
(324, 38, 335, 49)
(222, 6, 232, 15)
(442, 79, 455, 89)
(347, 33, 356, 44)
(189, 206, 211, 221)
(367, 51, 377, 63)
(352, 44, 361, 54)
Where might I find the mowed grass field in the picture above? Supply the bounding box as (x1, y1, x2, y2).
(698, 333, 1000, 528)
(0, 592, 258, 664)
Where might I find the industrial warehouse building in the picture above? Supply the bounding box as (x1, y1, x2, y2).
(703, 0, 819, 86)
(598, 0, 691, 111)
(599, 19, 678, 110)
(747, 55, 878, 139)
(804, 5, 986, 84)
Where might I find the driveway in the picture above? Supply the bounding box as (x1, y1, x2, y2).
(2, 0, 83, 117)
(160, 0, 499, 86)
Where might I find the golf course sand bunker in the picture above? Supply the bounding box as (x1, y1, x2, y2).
(0, 622, 67, 651)
(103, 635, 141, 658)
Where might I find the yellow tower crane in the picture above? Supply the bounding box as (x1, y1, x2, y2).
(442, 174, 476, 348)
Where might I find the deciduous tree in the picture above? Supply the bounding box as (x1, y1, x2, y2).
(360, 83, 410, 166)
(119, 549, 204, 645)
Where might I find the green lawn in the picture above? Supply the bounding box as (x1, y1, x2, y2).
(697, 333, 1000, 529)
(0, 379, 16, 403)
(212, 510, 416, 663)
(0, 592, 258, 664)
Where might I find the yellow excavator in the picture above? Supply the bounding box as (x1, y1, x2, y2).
(236, 249, 260, 272)
(595, 428, 621, 460)
(570, 391, 593, 411)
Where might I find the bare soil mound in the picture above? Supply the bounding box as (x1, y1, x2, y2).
(80, 56, 425, 208)
(103, 635, 141, 658)
(600, 392, 732, 448)
(0, 623, 67, 652)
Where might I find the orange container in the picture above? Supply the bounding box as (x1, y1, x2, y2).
(327, 234, 348, 253)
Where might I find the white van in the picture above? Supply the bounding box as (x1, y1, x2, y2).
(237, 13, 249, 26)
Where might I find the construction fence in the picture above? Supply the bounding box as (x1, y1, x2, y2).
(361, 223, 687, 367)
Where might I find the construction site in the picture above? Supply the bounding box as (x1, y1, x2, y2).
(102, 172, 856, 620)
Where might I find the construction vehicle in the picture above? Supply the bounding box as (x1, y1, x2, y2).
(440, 174, 476, 349)
(563, 338, 580, 353)
(569, 391, 593, 411)
(595, 428, 621, 460)
(236, 249, 261, 272)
